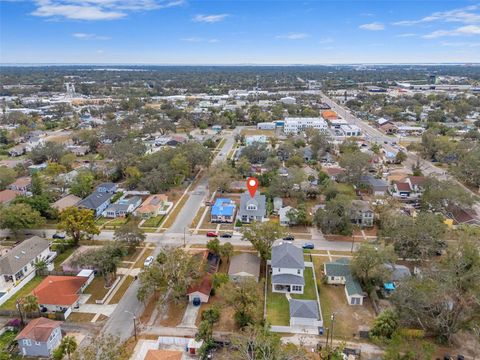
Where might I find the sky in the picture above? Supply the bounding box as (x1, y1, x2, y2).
(1, 0, 480, 64)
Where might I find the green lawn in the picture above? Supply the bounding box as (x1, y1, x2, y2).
(0, 276, 45, 311)
(85, 277, 110, 304)
(291, 267, 317, 300)
(53, 246, 76, 271)
(266, 274, 290, 326)
(142, 215, 165, 228)
(0, 330, 22, 359)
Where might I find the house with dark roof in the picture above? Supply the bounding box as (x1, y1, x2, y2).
(187, 251, 219, 303)
(359, 175, 389, 197)
(15, 318, 62, 358)
(390, 176, 426, 199)
(77, 190, 114, 216)
(211, 198, 236, 223)
(238, 192, 267, 224)
(96, 182, 117, 193)
(324, 258, 365, 305)
(350, 200, 374, 227)
(289, 299, 322, 328)
(271, 242, 305, 294)
(228, 253, 261, 282)
(0, 237, 55, 296)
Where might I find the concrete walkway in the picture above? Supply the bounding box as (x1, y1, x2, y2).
(75, 303, 117, 316)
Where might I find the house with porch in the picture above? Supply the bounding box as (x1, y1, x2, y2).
(104, 196, 142, 218)
(271, 242, 305, 294)
(350, 200, 374, 227)
(238, 192, 267, 224)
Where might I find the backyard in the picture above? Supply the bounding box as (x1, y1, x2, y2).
(0, 330, 21, 359)
(265, 274, 290, 326)
(0, 276, 45, 311)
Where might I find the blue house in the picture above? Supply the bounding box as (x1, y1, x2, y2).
(211, 198, 236, 223)
(15, 318, 62, 358)
(77, 191, 113, 217)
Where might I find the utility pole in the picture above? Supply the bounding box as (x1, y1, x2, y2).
(183, 227, 186, 247)
(125, 311, 137, 340)
(330, 312, 337, 348)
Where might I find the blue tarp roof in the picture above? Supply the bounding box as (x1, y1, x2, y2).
(211, 198, 235, 216)
(384, 282, 395, 290)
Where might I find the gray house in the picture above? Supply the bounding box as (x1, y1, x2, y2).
(228, 253, 261, 282)
(289, 299, 322, 328)
(271, 242, 305, 294)
(104, 196, 142, 218)
(359, 175, 388, 196)
(350, 200, 374, 227)
(238, 192, 267, 224)
(77, 191, 114, 216)
(15, 318, 62, 357)
(279, 206, 297, 227)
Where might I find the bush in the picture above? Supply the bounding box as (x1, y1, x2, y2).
(235, 219, 243, 227)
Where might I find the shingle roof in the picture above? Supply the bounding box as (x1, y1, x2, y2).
(271, 242, 305, 269)
(136, 194, 168, 214)
(289, 299, 319, 319)
(33, 276, 88, 306)
(187, 274, 212, 296)
(272, 273, 305, 285)
(238, 192, 266, 218)
(324, 258, 364, 297)
(77, 191, 113, 210)
(52, 194, 81, 211)
(15, 318, 60, 342)
(0, 236, 50, 275)
(228, 253, 260, 277)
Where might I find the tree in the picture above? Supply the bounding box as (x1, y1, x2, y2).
(113, 219, 145, 253)
(0, 203, 45, 237)
(229, 325, 308, 360)
(29, 141, 66, 164)
(201, 305, 221, 324)
(392, 239, 480, 344)
(137, 247, 203, 303)
(54, 335, 78, 360)
(13, 194, 58, 220)
(241, 142, 269, 164)
(73, 243, 126, 286)
(69, 171, 94, 198)
(71, 334, 126, 360)
(420, 177, 474, 212)
(58, 207, 100, 245)
(219, 242, 233, 264)
(369, 309, 399, 342)
(0, 166, 16, 190)
(223, 278, 262, 328)
(206, 238, 221, 255)
(454, 146, 480, 187)
(241, 222, 285, 261)
(313, 195, 352, 235)
(351, 243, 397, 290)
(395, 151, 407, 164)
(30, 173, 44, 196)
(380, 212, 447, 260)
(309, 130, 330, 160)
(21, 295, 39, 316)
(208, 162, 236, 194)
(339, 151, 371, 184)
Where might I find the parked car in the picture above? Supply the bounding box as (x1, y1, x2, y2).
(302, 242, 315, 250)
(205, 201, 213, 206)
(220, 233, 232, 238)
(283, 235, 295, 241)
(143, 256, 154, 267)
(52, 232, 66, 239)
(206, 232, 218, 237)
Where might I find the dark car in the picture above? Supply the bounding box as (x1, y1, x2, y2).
(220, 233, 232, 238)
(302, 242, 314, 250)
(52, 233, 66, 239)
(283, 235, 295, 241)
(206, 232, 218, 237)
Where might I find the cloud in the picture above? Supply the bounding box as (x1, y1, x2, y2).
(72, 33, 110, 40)
(31, 0, 184, 21)
(423, 25, 480, 38)
(318, 37, 334, 44)
(396, 33, 416, 38)
(192, 14, 229, 23)
(181, 37, 219, 43)
(276, 33, 309, 40)
(440, 41, 480, 47)
(393, 5, 480, 26)
(359, 22, 384, 31)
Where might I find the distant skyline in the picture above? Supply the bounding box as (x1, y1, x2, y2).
(1, 1, 480, 64)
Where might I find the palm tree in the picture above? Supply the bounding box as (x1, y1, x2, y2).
(22, 295, 40, 318)
(34, 260, 47, 273)
(60, 336, 77, 360)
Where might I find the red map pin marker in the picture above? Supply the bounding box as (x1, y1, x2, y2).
(247, 177, 259, 198)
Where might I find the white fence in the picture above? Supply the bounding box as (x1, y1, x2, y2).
(0, 271, 36, 307)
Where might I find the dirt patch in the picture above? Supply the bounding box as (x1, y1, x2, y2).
(157, 299, 188, 327)
(140, 294, 157, 325)
(67, 312, 96, 323)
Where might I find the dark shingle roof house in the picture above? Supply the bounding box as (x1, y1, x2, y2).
(0, 236, 50, 275)
(77, 191, 113, 214)
(238, 192, 267, 223)
(271, 242, 305, 269)
(228, 253, 261, 280)
(289, 299, 320, 319)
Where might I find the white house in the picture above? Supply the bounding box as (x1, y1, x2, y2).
(257, 122, 276, 130)
(283, 117, 328, 134)
(324, 258, 365, 305)
(271, 242, 305, 294)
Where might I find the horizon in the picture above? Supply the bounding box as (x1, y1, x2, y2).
(1, 1, 480, 64)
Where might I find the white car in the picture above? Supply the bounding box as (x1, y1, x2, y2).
(143, 256, 154, 268)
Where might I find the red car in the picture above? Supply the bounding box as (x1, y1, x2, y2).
(206, 232, 218, 237)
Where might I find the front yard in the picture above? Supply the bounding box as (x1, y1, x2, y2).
(141, 215, 165, 228)
(0, 276, 45, 311)
(84, 277, 111, 304)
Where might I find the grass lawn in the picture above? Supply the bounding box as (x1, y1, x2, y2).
(53, 246, 77, 271)
(123, 247, 143, 262)
(66, 312, 96, 323)
(142, 215, 165, 228)
(291, 267, 317, 300)
(85, 277, 110, 304)
(266, 274, 290, 326)
(189, 207, 205, 229)
(134, 249, 154, 268)
(108, 276, 134, 304)
(162, 195, 189, 229)
(95, 217, 111, 225)
(157, 299, 188, 327)
(0, 276, 45, 311)
(0, 330, 22, 359)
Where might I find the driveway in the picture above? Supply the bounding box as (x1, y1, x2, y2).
(178, 302, 200, 328)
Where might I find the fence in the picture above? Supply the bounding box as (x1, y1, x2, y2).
(0, 309, 67, 321)
(36, 270, 80, 277)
